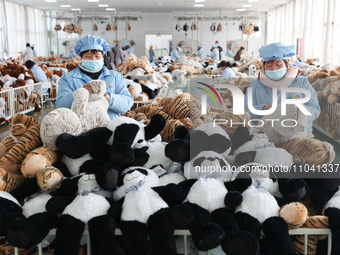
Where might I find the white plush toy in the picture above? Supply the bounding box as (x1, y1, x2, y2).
(257, 104, 308, 145)
(171, 69, 187, 79)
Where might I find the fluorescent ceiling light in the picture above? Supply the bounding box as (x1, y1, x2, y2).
(194, 4, 204, 7)
(44, 0, 57, 2)
(98, 4, 109, 7)
(242, 4, 252, 7)
(87, 0, 99, 2)
(236, 8, 246, 11)
(60, 4, 71, 7)
(106, 8, 115, 10)
(71, 8, 81, 11)
(248, 0, 259, 2)
(194, 0, 206, 3)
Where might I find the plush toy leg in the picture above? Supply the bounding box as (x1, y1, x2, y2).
(79, 160, 121, 192)
(54, 214, 85, 255)
(36, 167, 64, 191)
(120, 220, 148, 255)
(212, 209, 260, 255)
(6, 212, 58, 250)
(173, 202, 225, 251)
(147, 208, 177, 255)
(56, 127, 113, 159)
(324, 207, 340, 255)
(277, 178, 309, 206)
(9, 178, 40, 204)
(262, 216, 295, 255)
(235, 212, 261, 239)
(88, 215, 120, 255)
(0, 168, 25, 192)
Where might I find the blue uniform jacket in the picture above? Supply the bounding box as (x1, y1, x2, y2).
(171, 49, 179, 62)
(31, 65, 48, 82)
(197, 48, 204, 60)
(244, 76, 320, 133)
(221, 67, 235, 78)
(56, 66, 133, 120)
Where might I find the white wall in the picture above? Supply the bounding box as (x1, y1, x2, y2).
(53, 13, 266, 59)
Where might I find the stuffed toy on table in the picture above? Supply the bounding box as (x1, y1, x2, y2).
(46, 173, 120, 255)
(165, 123, 258, 254)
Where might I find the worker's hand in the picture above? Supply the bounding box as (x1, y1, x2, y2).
(263, 104, 272, 110)
(83, 83, 93, 94)
(104, 93, 110, 102)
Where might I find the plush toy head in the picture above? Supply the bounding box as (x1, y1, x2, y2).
(40, 108, 83, 151)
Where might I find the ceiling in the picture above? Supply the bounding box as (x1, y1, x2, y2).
(7, 0, 292, 15)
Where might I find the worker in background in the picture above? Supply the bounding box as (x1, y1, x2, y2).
(197, 44, 204, 60)
(56, 35, 133, 119)
(218, 61, 235, 78)
(121, 44, 129, 62)
(30, 44, 37, 57)
(244, 42, 320, 135)
(234, 46, 245, 61)
(209, 45, 220, 61)
(149, 46, 155, 62)
(24, 60, 48, 82)
(22, 43, 34, 62)
(171, 47, 181, 62)
(226, 46, 235, 58)
(215, 41, 223, 60)
(115, 43, 124, 67)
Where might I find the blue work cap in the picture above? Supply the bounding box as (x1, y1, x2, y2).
(259, 42, 295, 61)
(228, 46, 232, 49)
(198, 44, 202, 48)
(74, 35, 110, 55)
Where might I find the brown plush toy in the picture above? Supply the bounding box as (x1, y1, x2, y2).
(278, 138, 335, 167)
(279, 202, 329, 255)
(0, 115, 42, 192)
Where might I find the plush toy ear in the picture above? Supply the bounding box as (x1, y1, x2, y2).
(231, 126, 251, 153)
(174, 125, 188, 140)
(126, 76, 132, 80)
(235, 151, 256, 166)
(133, 79, 139, 83)
(141, 84, 156, 99)
(144, 114, 166, 141)
(165, 138, 190, 163)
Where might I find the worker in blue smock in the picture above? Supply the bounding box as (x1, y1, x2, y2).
(244, 42, 320, 134)
(210, 45, 219, 61)
(149, 46, 155, 62)
(226, 46, 235, 58)
(218, 61, 235, 78)
(197, 44, 204, 60)
(171, 47, 181, 62)
(24, 60, 48, 82)
(56, 35, 133, 120)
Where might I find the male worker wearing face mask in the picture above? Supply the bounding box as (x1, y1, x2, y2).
(56, 35, 133, 119)
(244, 42, 320, 135)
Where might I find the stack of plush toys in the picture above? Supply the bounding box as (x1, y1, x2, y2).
(0, 79, 337, 255)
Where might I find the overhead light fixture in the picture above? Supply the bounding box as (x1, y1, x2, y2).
(87, 0, 99, 2)
(44, 0, 57, 2)
(194, 4, 204, 7)
(105, 8, 115, 10)
(242, 4, 252, 7)
(248, 0, 259, 2)
(71, 8, 81, 11)
(60, 4, 71, 7)
(236, 8, 246, 11)
(194, 0, 206, 3)
(98, 4, 108, 7)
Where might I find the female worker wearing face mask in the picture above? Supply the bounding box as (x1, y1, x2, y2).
(56, 35, 133, 119)
(244, 42, 320, 134)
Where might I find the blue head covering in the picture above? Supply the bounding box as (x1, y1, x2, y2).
(198, 44, 202, 48)
(259, 42, 295, 61)
(228, 46, 232, 49)
(74, 35, 110, 56)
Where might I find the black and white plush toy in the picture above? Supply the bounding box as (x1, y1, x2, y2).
(0, 179, 58, 250)
(165, 124, 258, 253)
(46, 174, 120, 255)
(113, 166, 185, 255)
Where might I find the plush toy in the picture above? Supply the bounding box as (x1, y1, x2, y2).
(279, 202, 329, 255)
(0, 116, 42, 192)
(165, 125, 258, 253)
(171, 69, 187, 79)
(46, 174, 119, 255)
(125, 68, 157, 83)
(117, 55, 153, 75)
(277, 138, 335, 167)
(125, 77, 149, 101)
(0, 179, 58, 250)
(257, 104, 308, 145)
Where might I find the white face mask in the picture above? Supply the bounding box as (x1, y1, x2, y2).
(265, 67, 287, 81)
